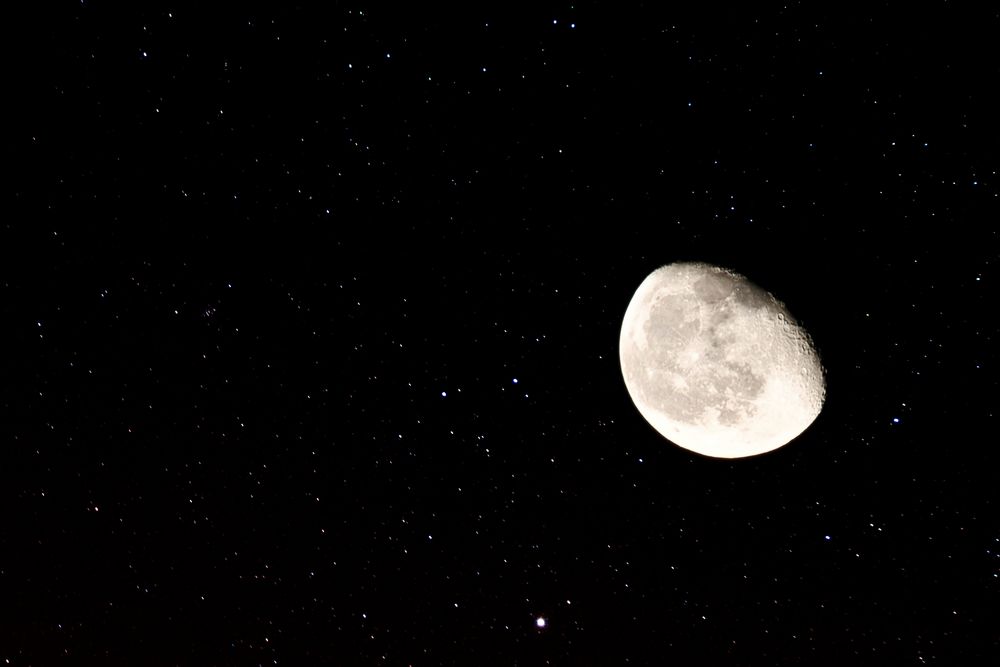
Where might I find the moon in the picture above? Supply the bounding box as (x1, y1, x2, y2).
(619, 262, 825, 458)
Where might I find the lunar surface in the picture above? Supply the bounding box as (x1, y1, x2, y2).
(619, 262, 825, 458)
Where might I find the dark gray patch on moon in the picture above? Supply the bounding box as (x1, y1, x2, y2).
(734, 283, 772, 310)
(692, 271, 737, 303)
(713, 363, 766, 425)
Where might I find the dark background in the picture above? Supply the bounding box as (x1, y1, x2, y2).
(4, 2, 998, 664)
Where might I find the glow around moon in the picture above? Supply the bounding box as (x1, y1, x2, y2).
(619, 262, 825, 458)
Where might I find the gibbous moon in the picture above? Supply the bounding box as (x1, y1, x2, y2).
(619, 262, 825, 458)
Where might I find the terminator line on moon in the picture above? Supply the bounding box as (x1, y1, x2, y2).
(619, 262, 826, 458)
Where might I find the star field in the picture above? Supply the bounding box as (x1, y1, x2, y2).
(4, 3, 999, 665)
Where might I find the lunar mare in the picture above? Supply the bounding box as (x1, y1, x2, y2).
(619, 262, 825, 458)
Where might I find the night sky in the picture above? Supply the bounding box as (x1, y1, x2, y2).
(5, 3, 999, 665)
